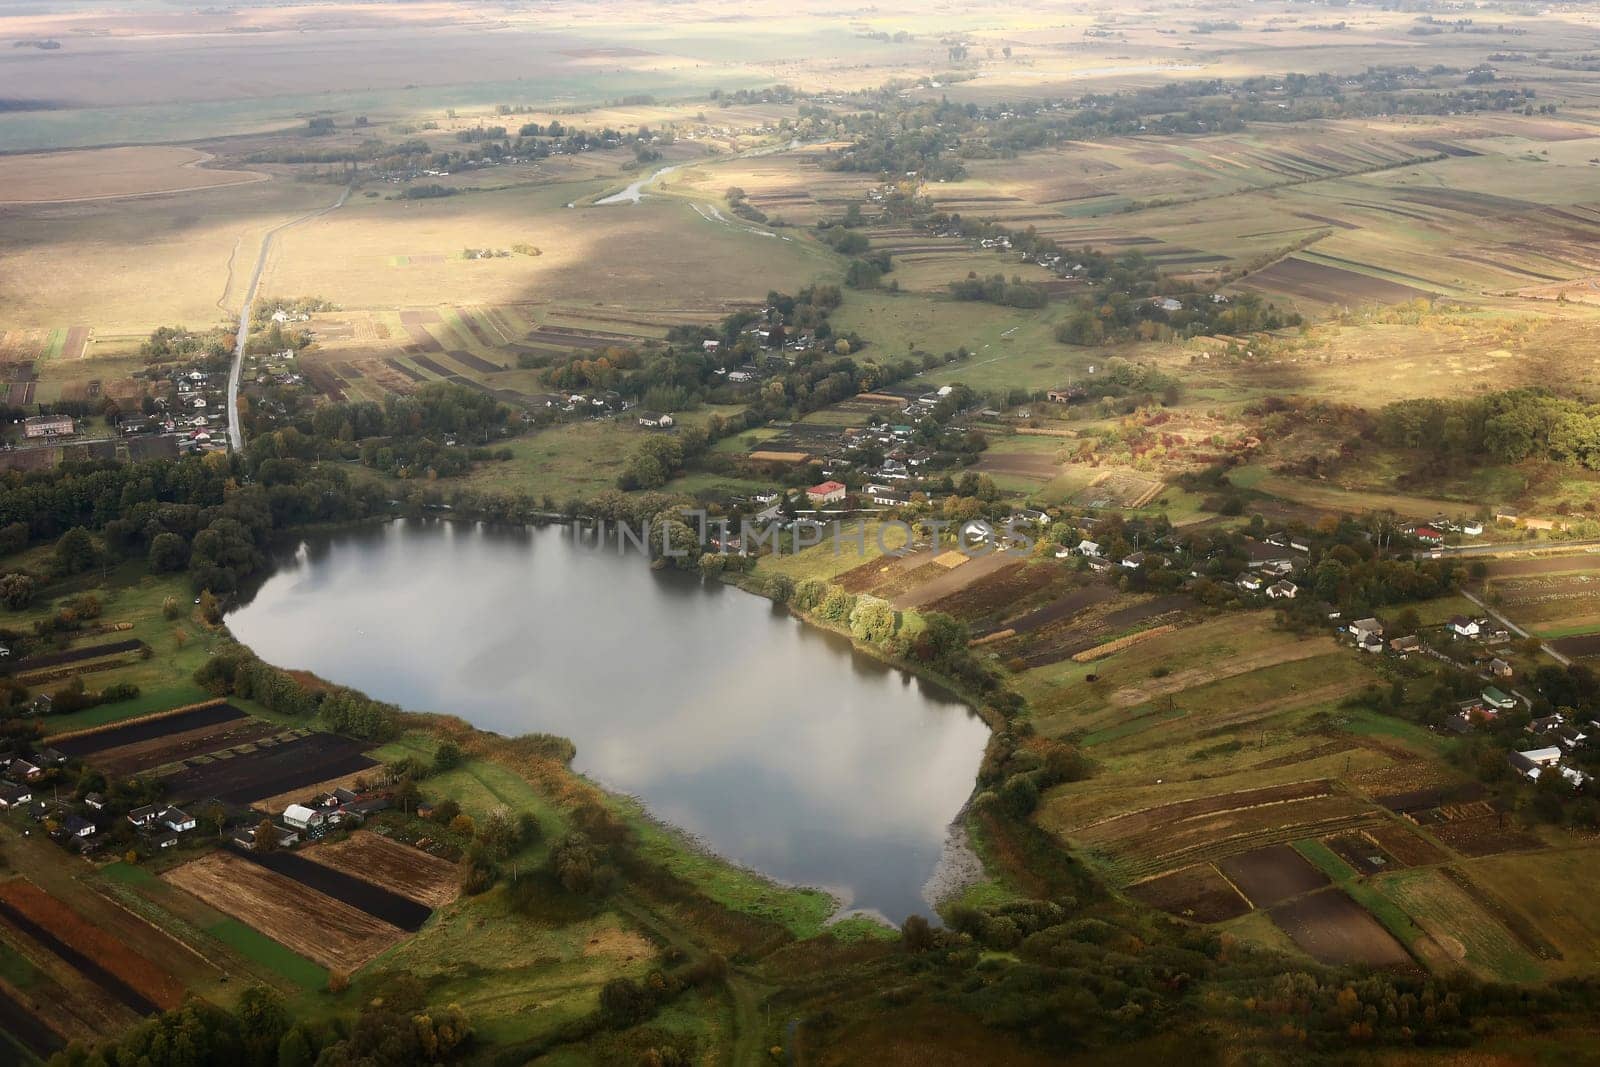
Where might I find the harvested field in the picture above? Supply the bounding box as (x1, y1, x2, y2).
(1217, 844, 1329, 907)
(0, 880, 183, 1015)
(1270, 890, 1413, 968)
(1375, 783, 1486, 815)
(1069, 781, 1382, 881)
(1427, 814, 1544, 858)
(161, 733, 376, 806)
(54, 701, 246, 756)
(0, 980, 64, 1059)
(1237, 255, 1432, 305)
(164, 852, 405, 973)
(1073, 470, 1164, 510)
(303, 831, 460, 909)
(0, 147, 266, 204)
(891, 550, 1018, 611)
(232, 849, 431, 931)
(1127, 863, 1249, 923)
(1364, 823, 1448, 868)
(1378, 869, 1540, 982)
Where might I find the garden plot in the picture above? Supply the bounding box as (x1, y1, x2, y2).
(1268, 890, 1413, 969)
(304, 831, 461, 910)
(164, 851, 406, 972)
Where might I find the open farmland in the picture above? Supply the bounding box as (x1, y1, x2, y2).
(0, 147, 267, 205)
(0, 880, 185, 1016)
(164, 851, 407, 972)
(304, 831, 461, 909)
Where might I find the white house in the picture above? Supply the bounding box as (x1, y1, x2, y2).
(282, 804, 325, 831)
(1077, 540, 1102, 557)
(1449, 616, 1482, 639)
(806, 481, 847, 505)
(1266, 580, 1298, 600)
(637, 411, 674, 428)
(160, 807, 197, 833)
(1237, 574, 1264, 593)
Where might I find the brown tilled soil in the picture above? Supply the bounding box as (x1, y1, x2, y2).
(1216, 844, 1329, 907)
(303, 831, 461, 909)
(1127, 863, 1250, 923)
(1269, 890, 1413, 968)
(164, 852, 405, 972)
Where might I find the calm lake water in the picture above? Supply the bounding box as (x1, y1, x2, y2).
(227, 519, 990, 923)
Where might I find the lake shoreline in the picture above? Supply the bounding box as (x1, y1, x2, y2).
(230, 516, 994, 926)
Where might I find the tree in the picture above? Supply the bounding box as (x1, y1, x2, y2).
(255, 817, 279, 852)
(53, 526, 99, 575)
(0, 572, 35, 611)
(433, 739, 463, 773)
(148, 531, 190, 573)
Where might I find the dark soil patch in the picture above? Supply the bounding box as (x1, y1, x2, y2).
(230, 848, 429, 931)
(409, 354, 452, 377)
(1551, 633, 1600, 659)
(93, 719, 277, 779)
(55, 702, 245, 757)
(0, 980, 63, 1058)
(162, 733, 376, 807)
(1269, 889, 1413, 968)
(1325, 832, 1401, 876)
(385, 358, 427, 383)
(1127, 864, 1249, 922)
(1238, 255, 1433, 304)
(13, 638, 144, 674)
(1217, 844, 1328, 907)
(996, 582, 1119, 637)
(401, 324, 443, 352)
(1374, 782, 1484, 815)
(0, 901, 160, 1017)
(445, 349, 503, 374)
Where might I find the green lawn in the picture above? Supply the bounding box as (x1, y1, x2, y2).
(206, 919, 329, 992)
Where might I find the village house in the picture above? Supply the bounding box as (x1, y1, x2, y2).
(61, 814, 96, 839)
(637, 411, 674, 429)
(1389, 634, 1422, 654)
(0, 782, 32, 809)
(1489, 657, 1513, 679)
(22, 414, 75, 439)
(127, 805, 159, 828)
(282, 803, 326, 832)
(1121, 551, 1147, 569)
(806, 480, 847, 506)
(1266, 580, 1298, 600)
(1482, 686, 1518, 712)
(1237, 574, 1264, 593)
(160, 806, 197, 833)
(1348, 617, 1384, 644)
(1449, 616, 1482, 639)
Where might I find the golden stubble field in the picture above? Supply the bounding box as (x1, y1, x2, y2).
(264, 182, 834, 315)
(0, 178, 335, 334)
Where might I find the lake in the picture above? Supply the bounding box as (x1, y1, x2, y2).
(227, 519, 990, 924)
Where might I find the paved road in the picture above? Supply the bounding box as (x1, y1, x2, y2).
(227, 185, 351, 451)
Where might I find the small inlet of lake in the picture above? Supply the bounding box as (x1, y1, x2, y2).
(227, 519, 990, 924)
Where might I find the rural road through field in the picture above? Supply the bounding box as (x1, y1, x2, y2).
(228, 184, 351, 451)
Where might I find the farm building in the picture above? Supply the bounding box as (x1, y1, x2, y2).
(22, 414, 75, 439)
(637, 411, 674, 428)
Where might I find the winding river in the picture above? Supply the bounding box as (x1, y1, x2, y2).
(227, 520, 990, 924)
